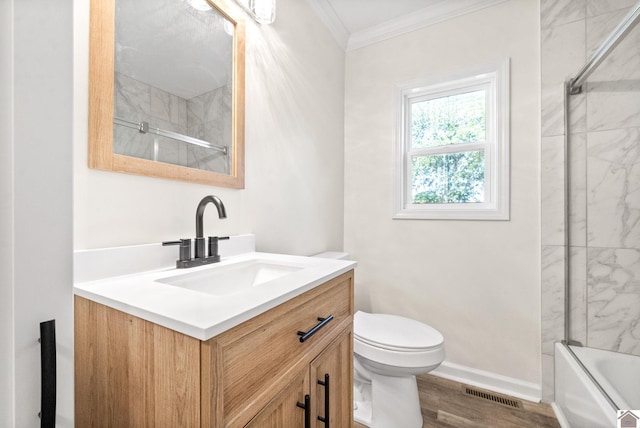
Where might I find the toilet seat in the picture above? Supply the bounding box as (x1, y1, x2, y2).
(354, 311, 444, 351)
(353, 311, 445, 370)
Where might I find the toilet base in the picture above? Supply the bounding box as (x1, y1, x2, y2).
(354, 399, 373, 426)
(353, 373, 423, 428)
(353, 379, 372, 425)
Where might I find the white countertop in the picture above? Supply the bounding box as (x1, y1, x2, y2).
(74, 251, 356, 341)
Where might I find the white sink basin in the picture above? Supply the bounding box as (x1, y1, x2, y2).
(156, 259, 302, 296)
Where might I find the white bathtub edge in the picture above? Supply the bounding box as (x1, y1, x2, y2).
(430, 360, 542, 403)
(554, 342, 617, 428)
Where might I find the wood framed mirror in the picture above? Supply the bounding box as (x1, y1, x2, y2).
(89, 0, 245, 188)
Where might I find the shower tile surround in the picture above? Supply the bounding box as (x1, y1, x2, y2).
(114, 72, 231, 174)
(540, 0, 640, 401)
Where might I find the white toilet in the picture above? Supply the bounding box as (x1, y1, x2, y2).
(312, 252, 445, 427)
(353, 311, 445, 427)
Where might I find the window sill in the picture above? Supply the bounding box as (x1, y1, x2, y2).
(393, 204, 509, 221)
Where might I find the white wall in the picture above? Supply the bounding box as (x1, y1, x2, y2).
(0, 0, 14, 424)
(74, 0, 345, 256)
(344, 0, 541, 384)
(3, 0, 75, 426)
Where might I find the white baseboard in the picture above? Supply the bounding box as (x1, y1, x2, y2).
(429, 361, 542, 403)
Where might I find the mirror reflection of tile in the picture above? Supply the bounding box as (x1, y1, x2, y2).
(114, 72, 231, 174)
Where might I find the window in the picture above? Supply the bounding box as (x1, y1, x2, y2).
(394, 60, 509, 220)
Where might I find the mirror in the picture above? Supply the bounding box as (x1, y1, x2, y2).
(89, 0, 245, 188)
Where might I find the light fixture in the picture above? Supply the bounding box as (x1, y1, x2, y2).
(250, 0, 276, 24)
(235, 0, 250, 9)
(187, 0, 212, 11)
(234, 0, 276, 24)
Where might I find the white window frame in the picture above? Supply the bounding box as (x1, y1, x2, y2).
(393, 59, 510, 220)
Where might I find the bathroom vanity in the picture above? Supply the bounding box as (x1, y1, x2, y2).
(74, 248, 354, 427)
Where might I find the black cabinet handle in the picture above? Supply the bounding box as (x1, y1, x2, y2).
(317, 373, 330, 427)
(296, 394, 311, 428)
(297, 315, 334, 343)
(39, 320, 56, 428)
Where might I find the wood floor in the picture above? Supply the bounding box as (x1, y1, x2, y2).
(354, 374, 560, 428)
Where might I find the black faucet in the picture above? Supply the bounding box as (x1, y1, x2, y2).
(163, 195, 229, 268)
(195, 195, 227, 259)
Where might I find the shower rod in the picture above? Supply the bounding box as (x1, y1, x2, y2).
(569, 1, 640, 94)
(114, 117, 228, 155)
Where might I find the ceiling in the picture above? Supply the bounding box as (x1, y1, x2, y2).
(306, 0, 510, 51)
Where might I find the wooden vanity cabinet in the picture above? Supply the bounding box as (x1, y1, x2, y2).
(244, 368, 309, 427)
(246, 329, 353, 428)
(75, 270, 354, 428)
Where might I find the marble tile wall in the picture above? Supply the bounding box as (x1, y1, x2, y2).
(540, 0, 640, 401)
(114, 72, 230, 174)
(186, 85, 232, 174)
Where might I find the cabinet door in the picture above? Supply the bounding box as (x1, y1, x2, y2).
(245, 369, 310, 428)
(202, 271, 354, 427)
(310, 328, 353, 428)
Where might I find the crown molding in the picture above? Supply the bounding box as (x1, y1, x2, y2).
(307, 0, 510, 52)
(304, 0, 349, 50)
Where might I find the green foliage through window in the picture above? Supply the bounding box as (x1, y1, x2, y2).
(409, 89, 487, 204)
(411, 90, 486, 148)
(412, 151, 485, 204)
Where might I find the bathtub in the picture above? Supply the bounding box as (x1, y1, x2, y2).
(554, 342, 640, 427)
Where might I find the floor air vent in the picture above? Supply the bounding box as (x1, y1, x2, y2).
(463, 387, 522, 409)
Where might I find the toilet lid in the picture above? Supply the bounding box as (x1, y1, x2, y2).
(354, 311, 444, 351)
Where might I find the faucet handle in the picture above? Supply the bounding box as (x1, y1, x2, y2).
(162, 238, 192, 262)
(207, 236, 229, 259)
(162, 240, 182, 246)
